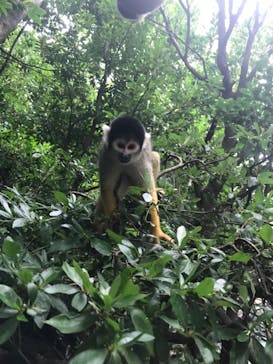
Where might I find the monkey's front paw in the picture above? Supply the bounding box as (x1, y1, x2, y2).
(94, 210, 121, 234)
(94, 220, 107, 234)
(94, 214, 111, 234)
(111, 210, 121, 224)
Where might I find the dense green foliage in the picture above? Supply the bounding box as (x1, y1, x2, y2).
(0, 0, 273, 363)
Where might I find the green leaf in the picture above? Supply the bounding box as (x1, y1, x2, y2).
(110, 271, 144, 308)
(72, 292, 88, 312)
(92, 239, 112, 256)
(44, 284, 79, 295)
(130, 308, 154, 355)
(117, 331, 145, 347)
(229, 252, 251, 263)
(215, 327, 242, 340)
(26, 2, 46, 25)
(73, 261, 96, 296)
(118, 240, 138, 265)
(12, 217, 28, 228)
(2, 239, 21, 257)
(105, 317, 120, 333)
(17, 269, 33, 285)
(106, 229, 123, 244)
(109, 351, 122, 364)
(238, 285, 248, 304)
(137, 333, 154, 343)
(160, 315, 181, 330)
(27, 283, 38, 303)
(16, 313, 27, 322)
(62, 262, 83, 287)
(214, 297, 240, 308)
(0, 194, 11, 215)
(18, 202, 33, 219)
(109, 270, 127, 299)
(119, 348, 142, 364)
(102, 294, 113, 312)
(264, 208, 273, 215)
(54, 191, 68, 204)
(40, 268, 59, 287)
(258, 224, 273, 243)
(258, 172, 273, 185)
(114, 291, 145, 308)
(250, 338, 272, 364)
(69, 349, 108, 364)
(45, 313, 95, 334)
(46, 295, 68, 314)
(193, 336, 215, 364)
(230, 341, 249, 364)
(237, 332, 249, 343)
(0, 318, 18, 344)
(0, 307, 18, 319)
(194, 277, 215, 298)
(154, 330, 169, 362)
(265, 338, 273, 359)
(0, 285, 23, 310)
(0, 209, 11, 218)
(170, 292, 190, 327)
(144, 254, 172, 278)
(32, 291, 51, 328)
(130, 308, 153, 334)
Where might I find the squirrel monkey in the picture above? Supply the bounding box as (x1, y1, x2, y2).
(95, 116, 173, 243)
(117, 0, 164, 20)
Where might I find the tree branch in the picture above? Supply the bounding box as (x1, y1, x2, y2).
(216, 0, 247, 97)
(160, 7, 207, 81)
(236, 3, 266, 94)
(158, 153, 184, 179)
(0, 22, 27, 75)
(177, 0, 190, 58)
(158, 154, 228, 179)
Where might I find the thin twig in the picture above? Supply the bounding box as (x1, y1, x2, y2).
(158, 154, 229, 179)
(71, 191, 93, 199)
(158, 153, 184, 178)
(234, 237, 260, 255)
(0, 22, 27, 74)
(0, 47, 55, 72)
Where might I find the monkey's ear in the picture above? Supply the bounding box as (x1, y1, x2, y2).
(143, 132, 151, 149)
(102, 124, 110, 145)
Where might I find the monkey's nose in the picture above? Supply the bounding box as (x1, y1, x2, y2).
(119, 153, 131, 163)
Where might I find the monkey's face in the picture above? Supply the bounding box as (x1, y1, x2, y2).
(112, 138, 141, 164)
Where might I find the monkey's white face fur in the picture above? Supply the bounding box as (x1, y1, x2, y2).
(102, 124, 151, 164)
(112, 139, 140, 155)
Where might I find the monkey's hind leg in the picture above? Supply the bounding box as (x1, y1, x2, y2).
(149, 189, 174, 243)
(149, 151, 173, 243)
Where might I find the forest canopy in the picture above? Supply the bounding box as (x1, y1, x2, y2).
(0, 0, 273, 363)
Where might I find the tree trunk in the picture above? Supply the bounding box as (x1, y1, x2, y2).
(0, 0, 42, 43)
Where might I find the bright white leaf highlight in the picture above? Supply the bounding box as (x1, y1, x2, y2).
(177, 225, 187, 246)
(142, 193, 153, 203)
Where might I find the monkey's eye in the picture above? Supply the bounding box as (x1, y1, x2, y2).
(117, 142, 126, 149)
(127, 143, 137, 150)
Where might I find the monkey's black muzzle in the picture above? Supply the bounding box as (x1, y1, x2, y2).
(119, 153, 131, 163)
